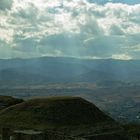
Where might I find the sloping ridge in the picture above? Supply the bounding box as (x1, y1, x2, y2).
(0, 96, 113, 129)
(0, 95, 23, 110)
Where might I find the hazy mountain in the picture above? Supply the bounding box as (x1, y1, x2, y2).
(0, 57, 140, 86)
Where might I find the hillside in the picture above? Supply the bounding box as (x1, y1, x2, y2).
(0, 57, 89, 86)
(0, 95, 23, 110)
(0, 97, 115, 132)
(71, 70, 115, 83)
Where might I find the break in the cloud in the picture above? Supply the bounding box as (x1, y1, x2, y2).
(0, 0, 140, 59)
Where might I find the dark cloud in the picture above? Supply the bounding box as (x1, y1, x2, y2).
(109, 25, 124, 35)
(0, 0, 13, 10)
(14, 3, 38, 21)
(84, 36, 124, 57)
(13, 37, 38, 52)
(39, 33, 84, 56)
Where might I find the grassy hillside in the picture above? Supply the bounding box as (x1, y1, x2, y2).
(0, 96, 114, 131)
(0, 95, 23, 110)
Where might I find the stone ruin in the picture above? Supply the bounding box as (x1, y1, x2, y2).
(1, 128, 45, 140)
(1, 128, 85, 140)
(1, 127, 128, 140)
(11, 130, 45, 140)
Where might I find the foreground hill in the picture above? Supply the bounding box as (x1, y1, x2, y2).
(0, 96, 130, 140)
(0, 97, 114, 131)
(0, 95, 23, 110)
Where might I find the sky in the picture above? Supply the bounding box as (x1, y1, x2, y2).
(0, 0, 140, 60)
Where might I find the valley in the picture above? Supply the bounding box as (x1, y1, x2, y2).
(0, 84, 139, 123)
(0, 57, 140, 140)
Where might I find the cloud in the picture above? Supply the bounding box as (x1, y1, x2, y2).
(39, 33, 84, 56)
(0, 0, 139, 59)
(109, 25, 124, 35)
(112, 54, 132, 60)
(0, 0, 13, 10)
(84, 35, 125, 57)
(87, 0, 140, 5)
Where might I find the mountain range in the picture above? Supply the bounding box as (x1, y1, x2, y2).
(0, 57, 140, 86)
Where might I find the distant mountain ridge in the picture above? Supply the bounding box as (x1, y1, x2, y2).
(0, 57, 140, 86)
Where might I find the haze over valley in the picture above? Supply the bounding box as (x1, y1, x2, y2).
(0, 56, 140, 123)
